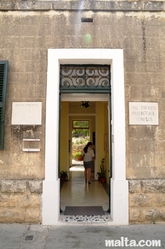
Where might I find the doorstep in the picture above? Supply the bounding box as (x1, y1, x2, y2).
(60, 213, 112, 223)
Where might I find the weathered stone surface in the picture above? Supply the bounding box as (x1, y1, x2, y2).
(142, 180, 165, 193)
(0, 5, 165, 224)
(27, 181, 42, 194)
(1, 180, 26, 193)
(18, 195, 40, 209)
(129, 193, 152, 207)
(129, 179, 165, 222)
(0, 208, 25, 223)
(0, 194, 18, 207)
(129, 180, 141, 193)
(129, 208, 142, 223)
(25, 208, 41, 223)
(144, 1, 164, 11)
(142, 208, 165, 222)
(130, 207, 165, 223)
(153, 194, 165, 207)
(0, 1, 164, 12)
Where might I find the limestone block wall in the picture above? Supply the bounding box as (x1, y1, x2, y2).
(0, 0, 165, 223)
(129, 180, 165, 223)
(0, 180, 42, 223)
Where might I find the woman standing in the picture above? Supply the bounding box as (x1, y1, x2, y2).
(82, 142, 95, 185)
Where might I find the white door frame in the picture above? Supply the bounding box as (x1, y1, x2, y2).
(42, 49, 128, 225)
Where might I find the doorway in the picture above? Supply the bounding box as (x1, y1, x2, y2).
(60, 99, 110, 214)
(42, 49, 128, 225)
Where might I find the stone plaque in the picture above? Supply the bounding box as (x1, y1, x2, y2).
(129, 102, 158, 125)
(11, 102, 42, 125)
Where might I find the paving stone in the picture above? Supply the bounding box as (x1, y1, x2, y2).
(0, 223, 164, 249)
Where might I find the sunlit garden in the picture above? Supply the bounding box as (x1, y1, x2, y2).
(72, 121, 90, 160)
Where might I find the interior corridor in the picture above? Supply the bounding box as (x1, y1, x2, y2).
(60, 165, 109, 212)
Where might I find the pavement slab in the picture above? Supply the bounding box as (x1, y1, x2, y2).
(0, 223, 165, 249)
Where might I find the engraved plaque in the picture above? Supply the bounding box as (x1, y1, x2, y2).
(129, 102, 158, 125)
(11, 102, 42, 125)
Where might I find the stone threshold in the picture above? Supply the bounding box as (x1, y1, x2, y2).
(60, 213, 111, 223)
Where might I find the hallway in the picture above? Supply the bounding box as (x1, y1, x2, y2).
(60, 165, 109, 212)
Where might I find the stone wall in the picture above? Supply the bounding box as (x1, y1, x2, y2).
(0, 180, 42, 223)
(0, 8, 165, 181)
(0, 1, 165, 223)
(129, 180, 165, 223)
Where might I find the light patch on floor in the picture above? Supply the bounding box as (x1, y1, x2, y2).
(69, 166, 84, 172)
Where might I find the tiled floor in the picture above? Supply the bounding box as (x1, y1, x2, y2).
(60, 166, 109, 212)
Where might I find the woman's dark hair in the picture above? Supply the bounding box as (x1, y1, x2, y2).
(84, 142, 92, 153)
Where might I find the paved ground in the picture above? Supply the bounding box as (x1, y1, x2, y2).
(0, 223, 165, 249)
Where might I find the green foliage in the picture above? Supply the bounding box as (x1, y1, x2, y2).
(73, 120, 89, 127)
(72, 129, 89, 138)
(60, 171, 68, 179)
(74, 151, 82, 157)
(97, 158, 106, 178)
(72, 135, 89, 159)
(72, 120, 89, 138)
(74, 151, 83, 160)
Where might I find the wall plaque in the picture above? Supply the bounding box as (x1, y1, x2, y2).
(129, 102, 158, 125)
(11, 102, 42, 125)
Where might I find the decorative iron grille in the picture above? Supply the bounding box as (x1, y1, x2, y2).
(60, 65, 111, 93)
